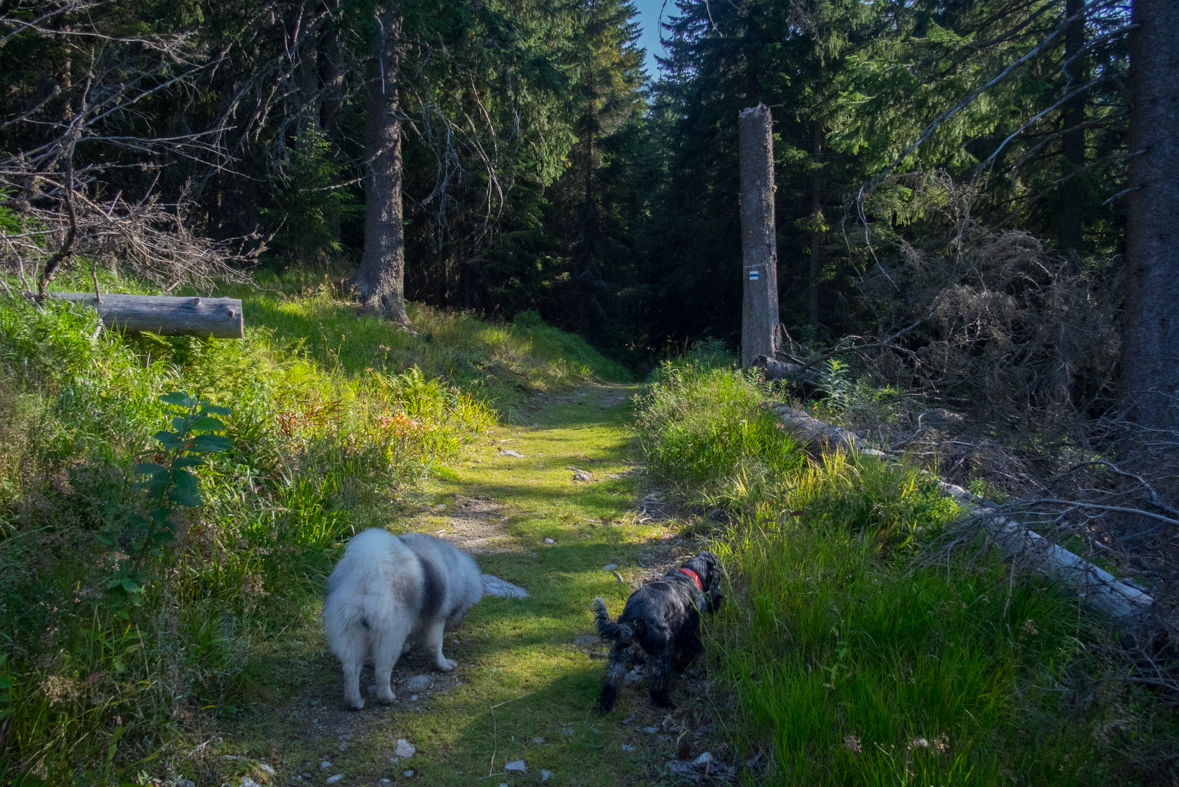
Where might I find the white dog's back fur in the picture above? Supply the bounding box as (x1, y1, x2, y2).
(323, 529, 482, 709)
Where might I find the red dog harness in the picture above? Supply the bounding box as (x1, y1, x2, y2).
(679, 567, 703, 591)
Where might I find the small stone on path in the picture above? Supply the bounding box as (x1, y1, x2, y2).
(320, 761, 332, 770)
(406, 675, 432, 692)
(542, 537, 555, 544)
(541, 770, 552, 782)
(505, 759, 526, 773)
(533, 737, 546, 744)
(602, 563, 618, 571)
(326, 775, 343, 785)
(404, 770, 414, 777)
(499, 449, 525, 458)
(621, 744, 635, 752)
(395, 739, 416, 758)
(482, 574, 530, 598)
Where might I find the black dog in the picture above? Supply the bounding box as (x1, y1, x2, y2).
(592, 551, 724, 712)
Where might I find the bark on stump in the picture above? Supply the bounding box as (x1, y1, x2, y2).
(738, 104, 779, 368)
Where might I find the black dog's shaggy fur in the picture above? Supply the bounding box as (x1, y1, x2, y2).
(592, 552, 724, 712)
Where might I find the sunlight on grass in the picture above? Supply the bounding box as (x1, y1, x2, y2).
(637, 362, 1177, 787)
(0, 267, 630, 785)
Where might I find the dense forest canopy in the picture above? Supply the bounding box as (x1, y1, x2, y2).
(1, 0, 1175, 444)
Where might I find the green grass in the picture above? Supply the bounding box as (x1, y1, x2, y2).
(228, 270, 632, 418)
(636, 363, 1179, 787)
(0, 269, 632, 786)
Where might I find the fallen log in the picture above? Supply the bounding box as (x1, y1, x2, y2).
(42, 292, 244, 338)
(767, 402, 1166, 637)
(753, 355, 805, 382)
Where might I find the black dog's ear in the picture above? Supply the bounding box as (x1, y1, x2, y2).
(691, 552, 724, 613)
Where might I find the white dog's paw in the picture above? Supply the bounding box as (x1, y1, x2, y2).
(346, 697, 365, 711)
(375, 690, 396, 704)
(436, 657, 457, 672)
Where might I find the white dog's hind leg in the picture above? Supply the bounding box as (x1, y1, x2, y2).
(328, 617, 369, 711)
(372, 620, 412, 703)
(337, 628, 367, 711)
(424, 618, 457, 671)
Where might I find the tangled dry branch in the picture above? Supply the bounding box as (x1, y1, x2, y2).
(0, 0, 254, 295)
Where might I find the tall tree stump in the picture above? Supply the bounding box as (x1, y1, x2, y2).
(738, 104, 779, 368)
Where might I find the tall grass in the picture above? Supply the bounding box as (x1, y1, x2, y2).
(636, 363, 1177, 786)
(228, 271, 631, 419)
(0, 270, 627, 784)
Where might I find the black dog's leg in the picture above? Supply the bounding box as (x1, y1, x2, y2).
(673, 622, 703, 674)
(648, 640, 678, 708)
(599, 643, 629, 713)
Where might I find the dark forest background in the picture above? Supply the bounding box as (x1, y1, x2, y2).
(5, 0, 1170, 447)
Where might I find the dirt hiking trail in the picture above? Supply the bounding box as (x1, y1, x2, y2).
(204, 383, 734, 787)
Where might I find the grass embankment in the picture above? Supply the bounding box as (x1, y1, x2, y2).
(0, 270, 629, 785)
(636, 357, 1178, 787)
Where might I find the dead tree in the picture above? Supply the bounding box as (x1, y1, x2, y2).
(738, 103, 780, 368)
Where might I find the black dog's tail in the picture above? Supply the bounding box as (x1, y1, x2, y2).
(592, 598, 634, 644)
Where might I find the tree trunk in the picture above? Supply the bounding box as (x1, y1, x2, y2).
(738, 103, 779, 368)
(809, 121, 823, 331)
(319, 24, 346, 266)
(1121, 0, 1179, 437)
(1059, 0, 1086, 255)
(352, 6, 411, 327)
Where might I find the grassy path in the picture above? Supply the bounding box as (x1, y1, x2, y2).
(216, 383, 718, 787)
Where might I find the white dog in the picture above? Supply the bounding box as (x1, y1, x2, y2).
(323, 529, 483, 709)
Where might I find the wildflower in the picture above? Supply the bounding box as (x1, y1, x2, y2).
(40, 675, 80, 705)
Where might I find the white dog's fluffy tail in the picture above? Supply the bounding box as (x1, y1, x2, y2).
(592, 597, 634, 644)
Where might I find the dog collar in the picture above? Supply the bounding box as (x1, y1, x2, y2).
(680, 568, 703, 591)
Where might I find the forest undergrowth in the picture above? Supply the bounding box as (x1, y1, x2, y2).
(0, 270, 628, 785)
(635, 350, 1179, 787)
